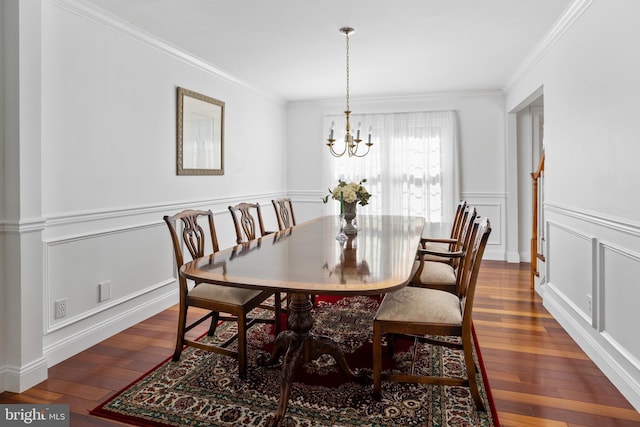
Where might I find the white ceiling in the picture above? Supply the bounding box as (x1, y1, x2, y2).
(81, 0, 573, 101)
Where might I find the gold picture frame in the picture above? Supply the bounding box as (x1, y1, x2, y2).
(176, 87, 224, 175)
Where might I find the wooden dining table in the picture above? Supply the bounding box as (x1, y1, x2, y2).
(180, 214, 424, 426)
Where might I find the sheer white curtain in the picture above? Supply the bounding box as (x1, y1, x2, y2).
(324, 111, 460, 223)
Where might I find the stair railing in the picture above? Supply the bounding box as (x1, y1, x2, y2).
(531, 151, 545, 290)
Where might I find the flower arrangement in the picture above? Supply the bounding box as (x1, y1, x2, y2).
(322, 179, 371, 207)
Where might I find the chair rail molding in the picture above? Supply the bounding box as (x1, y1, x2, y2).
(0, 218, 46, 234)
(43, 192, 286, 228)
(545, 201, 640, 237)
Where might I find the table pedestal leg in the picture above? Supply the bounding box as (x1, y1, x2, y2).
(258, 293, 369, 427)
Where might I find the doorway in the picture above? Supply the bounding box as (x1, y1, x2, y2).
(516, 94, 545, 290)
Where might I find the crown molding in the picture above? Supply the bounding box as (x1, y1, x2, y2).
(49, 0, 284, 105)
(296, 90, 504, 107)
(503, 0, 595, 92)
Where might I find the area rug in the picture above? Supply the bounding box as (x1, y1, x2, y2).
(91, 296, 499, 426)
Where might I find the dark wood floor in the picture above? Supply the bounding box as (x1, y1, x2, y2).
(2, 261, 640, 426)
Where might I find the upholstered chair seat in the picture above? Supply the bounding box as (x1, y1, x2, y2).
(188, 283, 265, 306)
(375, 286, 462, 325)
(413, 260, 457, 286)
(411, 206, 477, 295)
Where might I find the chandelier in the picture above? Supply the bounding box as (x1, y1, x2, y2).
(326, 27, 373, 158)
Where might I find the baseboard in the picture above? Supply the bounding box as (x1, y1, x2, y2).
(506, 251, 521, 263)
(43, 290, 178, 369)
(0, 357, 48, 393)
(483, 249, 507, 261)
(543, 285, 640, 412)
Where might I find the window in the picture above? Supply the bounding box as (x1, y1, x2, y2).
(324, 111, 460, 223)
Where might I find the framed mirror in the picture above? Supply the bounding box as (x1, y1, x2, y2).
(176, 87, 224, 175)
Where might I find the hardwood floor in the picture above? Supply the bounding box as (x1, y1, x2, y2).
(2, 261, 640, 426)
(474, 262, 640, 427)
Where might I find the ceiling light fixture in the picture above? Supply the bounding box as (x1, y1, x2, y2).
(326, 27, 373, 158)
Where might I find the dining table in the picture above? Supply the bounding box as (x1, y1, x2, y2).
(180, 214, 425, 426)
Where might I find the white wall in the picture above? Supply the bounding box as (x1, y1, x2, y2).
(287, 92, 509, 260)
(1, 0, 289, 392)
(0, 0, 7, 387)
(506, 0, 640, 411)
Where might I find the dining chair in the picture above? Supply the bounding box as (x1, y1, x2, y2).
(373, 217, 491, 410)
(228, 201, 286, 324)
(271, 198, 295, 309)
(271, 198, 317, 308)
(228, 202, 270, 244)
(419, 200, 467, 263)
(271, 198, 296, 230)
(411, 206, 477, 294)
(164, 209, 281, 379)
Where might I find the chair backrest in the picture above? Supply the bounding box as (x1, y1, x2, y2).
(163, 209, 220, 292)
(451, 206, 477, 270)
(459, 217, 491, 322)
(272, 198, 296, 230)
(449, 200, 468, 241)
(228, 202, 267, 244)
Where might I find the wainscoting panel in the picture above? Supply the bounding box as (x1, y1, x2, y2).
(599, 242, 640, 367)
(543, 203, 640, 411)
(546, 221, 596, 325)
(39, 194, 288, 367)
(462, 193, 506, 261)
(44, 222, 174, 333)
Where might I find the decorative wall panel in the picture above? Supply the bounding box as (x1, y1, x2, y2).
(600, 243, 640, 366)
(44, 223, 174, 333)
(547, 221, 596, 325)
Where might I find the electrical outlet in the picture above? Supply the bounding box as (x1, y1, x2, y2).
(99, 281, 111, 302)
(54, 298, 67, 319)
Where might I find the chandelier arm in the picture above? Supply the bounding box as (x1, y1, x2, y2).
(350, 143, 372, 158)
(327, 142, 348, 157)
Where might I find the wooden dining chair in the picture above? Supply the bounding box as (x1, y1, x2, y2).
(164, 209, 281, 379)
(373, 217, 491, 410)
(411, 206, 477, 294)
(271, 198, 296, 230)
(228, 202, 286, 324)
(228, 202, 269, 244)
(419, 200, 467, 263)
(270, 197, 317, 308)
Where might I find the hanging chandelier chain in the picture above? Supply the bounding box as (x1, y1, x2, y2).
(345, 30, 350, 112)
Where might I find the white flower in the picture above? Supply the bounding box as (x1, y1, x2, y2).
(323, 179, 371, 206)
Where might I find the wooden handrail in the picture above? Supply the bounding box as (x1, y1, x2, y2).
(532, 151, 545, 180)
(530, 151, 545, 290)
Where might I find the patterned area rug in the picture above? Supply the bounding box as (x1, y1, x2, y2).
(91, 296, 499, 426)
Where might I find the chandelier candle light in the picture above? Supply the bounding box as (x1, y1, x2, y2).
(326, 27, 374, 158)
